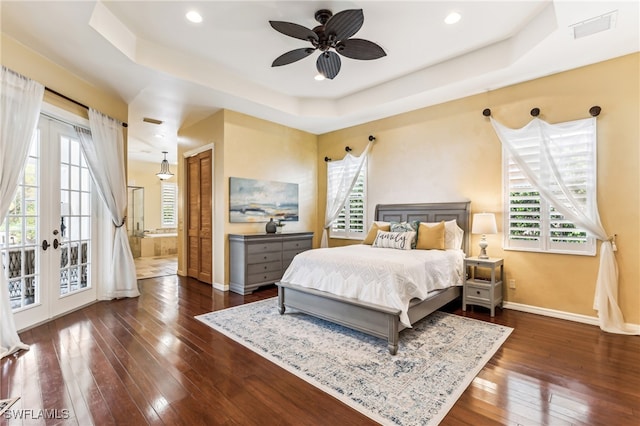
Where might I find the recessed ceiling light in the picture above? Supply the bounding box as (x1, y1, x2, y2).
(444, 11, 461, 25)
(186, 10, 203, 23)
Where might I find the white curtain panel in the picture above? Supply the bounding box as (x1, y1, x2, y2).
(322, 141, 373, 248)
(76, 109, 138, 299)
(0, 67, 44, 358)
(491, 117, 636, 335)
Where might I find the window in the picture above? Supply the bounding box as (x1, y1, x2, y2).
(328, 157, 367, 239)
(160, 181, 177, 228)
(503, 121, 596, 255)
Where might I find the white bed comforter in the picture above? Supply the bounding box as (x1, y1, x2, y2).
(280, 245, 465, 327)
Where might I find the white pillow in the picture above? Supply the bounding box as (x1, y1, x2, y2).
(426, 219, 464, 249)
(372, 230, 416, 250)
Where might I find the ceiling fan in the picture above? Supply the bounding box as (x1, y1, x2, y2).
(269, 9, 386, 80)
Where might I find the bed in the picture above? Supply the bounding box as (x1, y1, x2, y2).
(276, 201, 471, 354)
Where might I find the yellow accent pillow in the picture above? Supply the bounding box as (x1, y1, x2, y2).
(416, 221, 445, 250)
(363, 222, 391, 245)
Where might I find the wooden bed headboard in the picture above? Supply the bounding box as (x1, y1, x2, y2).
(374, 202, 471, 255)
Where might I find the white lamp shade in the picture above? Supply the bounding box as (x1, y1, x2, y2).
(472, 213, 497, 235)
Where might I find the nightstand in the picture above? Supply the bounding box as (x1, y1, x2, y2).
(463, 257, 504, 317)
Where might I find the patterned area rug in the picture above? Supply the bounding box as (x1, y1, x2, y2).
(196, 298, 512, 426)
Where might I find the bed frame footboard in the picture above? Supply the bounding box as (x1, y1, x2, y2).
(277, 282, 402, 354)
(277, 282, 461, 355)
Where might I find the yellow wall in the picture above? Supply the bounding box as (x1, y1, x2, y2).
(2, 34, 128, 126)
(177, 110, 317, 287)
(318, 53, 639, 325)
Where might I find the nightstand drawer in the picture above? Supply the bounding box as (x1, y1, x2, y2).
(247, 242, 282, 254)
(466, 285, 490, 301)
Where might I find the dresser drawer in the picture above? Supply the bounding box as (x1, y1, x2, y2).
(247, 241, 282, 254)
(283, 239, 312, 251)
(248, 261, 281, 275)
(248, 251, 282, 264)
(247, 270, 282, 285)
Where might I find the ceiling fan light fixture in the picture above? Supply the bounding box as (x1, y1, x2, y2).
(445, 11, 462, 25)
(270, 8, 386, 80)
(156, 151, 174, 180)
(186, 10, 203, 24)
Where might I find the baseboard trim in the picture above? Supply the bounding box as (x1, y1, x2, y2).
(503, 301, 640, 332)
(213, 282, 229, 292)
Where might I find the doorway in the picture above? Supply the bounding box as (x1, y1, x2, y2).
(1, 114, 96, 330)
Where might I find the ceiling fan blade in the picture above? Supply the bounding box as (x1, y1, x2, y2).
(272, 48, 316, 67)
(336, 39, 387, 60)
(316, 51, 341, 79)
(269, 21, 319, 42)
(324, 9, 364, 42)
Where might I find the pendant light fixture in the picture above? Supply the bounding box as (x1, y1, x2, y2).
(156, 151, 174, 180)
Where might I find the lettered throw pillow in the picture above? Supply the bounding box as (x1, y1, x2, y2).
(372, 231, 416, 250)
(390, 221, 419, 249)
(362, 221, 391, 245)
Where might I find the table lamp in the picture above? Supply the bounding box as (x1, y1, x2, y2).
(472, 213, 497, 259)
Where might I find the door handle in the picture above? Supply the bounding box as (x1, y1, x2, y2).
(53, 239, 59, 249)
(42, 239, 50, 251)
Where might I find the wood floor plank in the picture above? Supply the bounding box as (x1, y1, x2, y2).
(2, 275, 639, 426)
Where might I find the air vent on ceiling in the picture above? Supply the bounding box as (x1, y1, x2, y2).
(143, 117, 163, 125)
(570, 10, 617, 39)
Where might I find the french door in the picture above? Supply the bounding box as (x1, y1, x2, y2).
(1, 114, 95, 331)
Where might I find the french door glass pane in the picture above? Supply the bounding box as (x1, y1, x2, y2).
(0, 133, 40, 310)
(59, 135, 91, 296)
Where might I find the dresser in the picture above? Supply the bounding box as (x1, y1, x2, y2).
(228, 232, 314, 295)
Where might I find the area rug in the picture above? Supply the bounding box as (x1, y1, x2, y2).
(196, 298, 512, 425)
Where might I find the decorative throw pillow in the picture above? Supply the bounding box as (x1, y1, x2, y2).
(425, 219, 463, 249)
(390, 221, 419, 248)
(372, 230, 416, 250)
(362, 221, 391, 245)
(416, 221, 446, 250)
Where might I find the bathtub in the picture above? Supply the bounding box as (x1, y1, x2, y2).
(138, 232, 178, 257)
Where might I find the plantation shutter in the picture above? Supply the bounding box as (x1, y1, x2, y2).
(503, 120, 592, 254)
(161, 181, 177, 227)
(327, 157, 367, 240)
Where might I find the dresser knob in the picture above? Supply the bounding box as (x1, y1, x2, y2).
(476, 290, 481, 295)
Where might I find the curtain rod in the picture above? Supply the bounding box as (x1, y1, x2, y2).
(45, 87, 128, 127)
(325, 135, 376, 162)
(482, 106, 601, 118)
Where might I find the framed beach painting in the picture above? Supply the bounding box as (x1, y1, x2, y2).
(229, 177, 299, 223)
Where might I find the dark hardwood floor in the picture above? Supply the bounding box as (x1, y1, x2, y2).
(2, 275, 639, 425)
